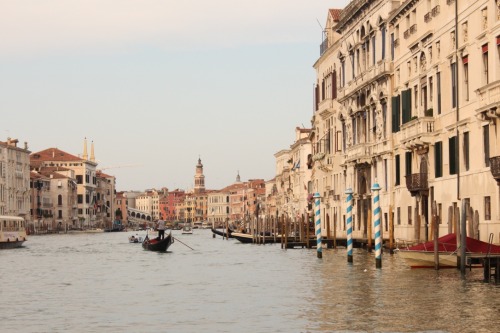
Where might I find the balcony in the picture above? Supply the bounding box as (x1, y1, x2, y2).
(490, 156, 500, 185)
(405, 173, 428, 197)
(400, 117, 435, 149)
(475, 80, 500, 121)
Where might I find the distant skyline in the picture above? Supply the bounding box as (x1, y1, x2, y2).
(0, 0, 348, 191)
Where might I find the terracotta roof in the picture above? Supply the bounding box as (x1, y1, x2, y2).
(96, 171, 113, 178)
(31, 148, 82, 162)
(329, 8, 342, 22)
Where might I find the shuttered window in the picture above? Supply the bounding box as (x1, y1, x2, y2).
(401, 89, 412, 124)
(405, 151, 412, 176)
(435, 141, 443, 178)
(391, 95, 401, 133)
(395, 155, 401, 186)
(449, 136, 457, 175)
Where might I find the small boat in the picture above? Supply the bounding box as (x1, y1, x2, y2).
(0, 215, 27, 249)
(128, 234, 144, 243)
(231, 232, 276, 244)
(211, 227, 234, 238)
(182, 223, 193, 235)
(397, 233, 500, 268)
(142, 232, 173, 252)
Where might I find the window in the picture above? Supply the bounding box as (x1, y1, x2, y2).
(397, 207, 401, 225)
(58, 195, 63, 206)
(391, 33, 395, 60)
(451, 62, 457, 108)
(392, 95, 401, 132)
(405, 151, 412, 176)
(483, 44, 489, 84)
(435, 141, 443, 178)
(401, 89, 412, 124)
(463, 132, 469, 171)
(408, 206, 412, 225)
(484, 124, 490, 167)
(449, 136, 457, 175)
(58, 210, 62, 219)
(76, 175, 83, 184)
(341, 59, 346, 87)
(395, 154, 401, 186)
(485, 196, 491, 220)
(381, 26, 386, 60)
(437, 72, 441, 114)
(372, 35, 376, 65)
(463, 56, 469, 101)
(77, 195, 83, 204)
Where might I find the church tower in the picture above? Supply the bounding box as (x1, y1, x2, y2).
(194, 157, 205, 194)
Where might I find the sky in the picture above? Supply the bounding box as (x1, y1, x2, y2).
(0, 0, 348, 192)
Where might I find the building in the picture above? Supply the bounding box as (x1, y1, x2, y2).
(0, 138, 31, 218)
(30, 139, 99, 228)
(306, 1, 500, 243)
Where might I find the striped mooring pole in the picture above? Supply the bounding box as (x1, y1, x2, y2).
(345, 188, 353, 263)
(371, 180, 382, 268)
(313, 192, 322, 259)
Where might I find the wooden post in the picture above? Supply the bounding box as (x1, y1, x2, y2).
(432, 201, 439, 270)
(226, 218, 229, 241)
(333, 211, 337, 249)
(280, 215, 284, 249)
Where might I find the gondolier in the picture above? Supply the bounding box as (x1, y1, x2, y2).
(157, 218, 166, 239)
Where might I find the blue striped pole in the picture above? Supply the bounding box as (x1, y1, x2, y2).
(345, 188, 353, 263)
(371, 181, 382, 268)
(313, 192, 322, 259)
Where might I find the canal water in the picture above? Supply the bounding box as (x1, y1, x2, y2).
(1, 229, 498, 333)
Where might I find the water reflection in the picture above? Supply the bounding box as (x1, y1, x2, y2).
(0, 231, 498, 333)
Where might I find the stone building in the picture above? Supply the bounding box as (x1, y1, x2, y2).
(308, 0, 500, 243)
(0, 138, 31, 218)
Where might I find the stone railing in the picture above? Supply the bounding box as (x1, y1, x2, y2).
(400, 117, 435, 145)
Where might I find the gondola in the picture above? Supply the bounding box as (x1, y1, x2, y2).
(211, 227, 234, 238)
(142, 232, 174, 252)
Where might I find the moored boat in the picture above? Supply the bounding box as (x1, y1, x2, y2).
(0, 215, 27, 249)
(231, 232, 276, 244)
(397, 233, 500, 268)
(211, 227, 234, 238)
(142, 232, 173, 252)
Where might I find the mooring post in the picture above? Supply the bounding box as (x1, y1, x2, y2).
(314, 192, 322, 259)
(371, 180, 382, 269)
(345, 187, 354, 263)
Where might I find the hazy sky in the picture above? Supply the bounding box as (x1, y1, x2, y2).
(1, 0, 347, 191)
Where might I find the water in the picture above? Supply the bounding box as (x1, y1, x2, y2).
(1, 229, 498, 333)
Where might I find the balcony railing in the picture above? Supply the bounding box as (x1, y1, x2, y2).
(400, 117, 435, 147)
(405, 173, 428, 196)
(490, 156, 500, 183)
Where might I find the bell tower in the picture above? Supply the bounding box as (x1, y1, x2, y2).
(194, 157, 205, 194)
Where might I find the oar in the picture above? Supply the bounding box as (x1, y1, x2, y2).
(173, 237, 194, 250)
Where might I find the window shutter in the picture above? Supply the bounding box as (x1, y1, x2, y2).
(435, 142, 442, 178)
(401, 89, 412, 124)
(391, 95, 400, 133)
(449, 136, 457, 175)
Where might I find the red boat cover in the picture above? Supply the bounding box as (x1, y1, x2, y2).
(407, 233, 500, 253)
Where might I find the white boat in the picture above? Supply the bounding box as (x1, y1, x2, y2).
(182, 223, 193, 234)
(128, 234, 144, 243)
(0, 216, 27, 249)
(397, 233, 500, 268)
